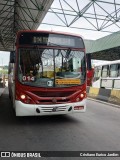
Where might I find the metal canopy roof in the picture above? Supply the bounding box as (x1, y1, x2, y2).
(0, 0, 54, 51)
(40, 0, 120, 61)
(85, 31, 120, 53)
(42, 0, 120, 34)
(0, 0, 120, 61)
(84, 31, 120, 60)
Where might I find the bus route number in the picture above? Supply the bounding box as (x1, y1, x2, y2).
(22, 76, 35, 82)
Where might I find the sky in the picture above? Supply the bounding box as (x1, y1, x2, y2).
(0, 51, 10, 66)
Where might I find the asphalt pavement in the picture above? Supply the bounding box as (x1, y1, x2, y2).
(0, 88, 120, 160)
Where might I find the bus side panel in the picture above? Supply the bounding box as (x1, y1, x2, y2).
(8, 63, 15, 109)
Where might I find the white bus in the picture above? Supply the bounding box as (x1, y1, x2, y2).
(92, 60, 120, 90)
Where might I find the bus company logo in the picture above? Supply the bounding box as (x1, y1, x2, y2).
(47, 81, 53, 87)
(52, 97, 57, 104)
(1, 152, 10, 157)
(52, 106, 59, 112)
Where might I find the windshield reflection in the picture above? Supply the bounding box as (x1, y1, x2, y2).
(18, 48, 86, 87)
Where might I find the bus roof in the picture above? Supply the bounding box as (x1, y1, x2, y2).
(94, 60, 120, 67)
(17, 30, 83, 38)
(16, 30, 85, 49)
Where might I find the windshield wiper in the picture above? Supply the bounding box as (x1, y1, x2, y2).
(66, 48, 71, 58)
(47, 41, 64, 48)
(48, 42, 71, 52)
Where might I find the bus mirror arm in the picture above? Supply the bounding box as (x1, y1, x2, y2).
(10, 51, 15, 63)
(12, 78, 15, 82)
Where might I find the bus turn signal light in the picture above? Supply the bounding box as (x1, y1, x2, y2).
(76, 97, 80, 102)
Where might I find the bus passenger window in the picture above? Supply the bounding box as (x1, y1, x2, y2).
(101, 65, 109, 78)
(94, 67, 101, 81)
(110, 64, 118, 77)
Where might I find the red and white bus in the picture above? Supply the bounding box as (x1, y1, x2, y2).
(8, 30, 87, 116)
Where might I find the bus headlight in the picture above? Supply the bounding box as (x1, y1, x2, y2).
(80, 94, 84, 98)
(16, 92, 35, 104)
(75, 92, 86, 102)
(20, 94, 26, 100)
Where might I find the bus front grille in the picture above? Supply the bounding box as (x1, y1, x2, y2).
(40, 106, 67, 112)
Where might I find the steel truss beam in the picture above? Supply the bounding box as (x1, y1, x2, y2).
(0, 0, 54, 51)
(42, 0, 120, 33)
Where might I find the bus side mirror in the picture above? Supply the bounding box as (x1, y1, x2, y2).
(10, 51, 15, 63)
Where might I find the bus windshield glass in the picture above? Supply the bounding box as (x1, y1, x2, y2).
(18, 48, 86, 88)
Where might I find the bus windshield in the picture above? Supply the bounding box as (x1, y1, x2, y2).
(18, 48, 86, 88)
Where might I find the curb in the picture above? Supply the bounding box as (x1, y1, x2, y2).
(87, 87, 120, 106)
(87, 97, 120, 109)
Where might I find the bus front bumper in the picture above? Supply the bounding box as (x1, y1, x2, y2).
(15, 99, 86, 116)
